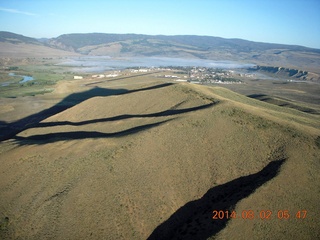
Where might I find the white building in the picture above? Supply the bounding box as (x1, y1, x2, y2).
(106, 74, 119, 78)
(175, 79, 188, 82)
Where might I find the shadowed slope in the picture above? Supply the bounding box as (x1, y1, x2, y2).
(0, 83, 174, 142)
(32, 102, 216, 128)
(13, 119, 173, 145)
(247, 94, 319, 115)
(148, 159, 286, 240)
(1, 80, 319, 240)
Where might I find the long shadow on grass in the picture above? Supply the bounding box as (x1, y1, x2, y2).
(0, 83, 174, 142)
(148, 159, 285, 240)
(33, 102, 216, 128)
(13, 100, 217, 144)
(13, 119, 173, 145)
(247, 94, 319, 114)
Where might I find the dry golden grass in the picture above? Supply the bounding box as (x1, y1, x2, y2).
(0, 76, 319, 239)
(0, 43, 79, 58)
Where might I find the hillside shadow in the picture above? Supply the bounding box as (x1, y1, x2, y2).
(0, 83, 174, 142)
(33, 102, 217, 128)
(247, 94, 269, 101)
(12, 100, 217, 145)
(247, 94, 319, 114)
(13, 119, 173, 145)
(148, 159, 286, 240)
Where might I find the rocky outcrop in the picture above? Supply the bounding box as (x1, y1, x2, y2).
(249, 65, 313, 80)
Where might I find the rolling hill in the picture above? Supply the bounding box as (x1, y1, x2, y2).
(48, 33, 320, 72)
(0, 73, 319, 239)
(0, 31, 79, 58)
(0, 30, 320, 239)
(1, 31, 320, 72)
(0, 31, 40, 45)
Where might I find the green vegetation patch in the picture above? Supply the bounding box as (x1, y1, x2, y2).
(0, 62, 74, 98)
(0, 84, 53, 97)
(0, 71, 55, 98)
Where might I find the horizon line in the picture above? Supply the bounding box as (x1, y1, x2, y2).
(1, 30, 319, 50)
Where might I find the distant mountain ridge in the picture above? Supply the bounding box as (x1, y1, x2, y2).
(0, 31, 79, 58)
(0, 31, 40, 45)
(1, 31, 320, 72)
(49, 33, 320, 53)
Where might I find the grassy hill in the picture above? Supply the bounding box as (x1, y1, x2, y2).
(0, 32, 79, 58)
(47, 33, 320, 72)
(0, 74, 319, 239)
(51, 33, 320, 54)
(1, 31, 319, 72)
(0, 31, 40, 45)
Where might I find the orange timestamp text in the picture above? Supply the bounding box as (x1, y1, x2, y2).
(212, 210, 307, 220)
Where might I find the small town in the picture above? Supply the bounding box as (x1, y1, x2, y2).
(74, 66, 247, 85)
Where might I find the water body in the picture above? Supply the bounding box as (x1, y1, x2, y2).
(8, 73, 34, 83)
(57, 56, 255, 73)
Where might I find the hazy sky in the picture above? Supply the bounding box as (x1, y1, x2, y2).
(1, 0, 319, 48)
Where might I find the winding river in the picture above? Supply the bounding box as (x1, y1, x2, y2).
(8, 73, 34, 83)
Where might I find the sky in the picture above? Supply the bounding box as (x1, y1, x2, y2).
(0, 0, 319, 49)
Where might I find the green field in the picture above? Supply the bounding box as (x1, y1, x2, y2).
(0, 61, 74, 98)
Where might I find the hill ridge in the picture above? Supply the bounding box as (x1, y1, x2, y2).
(1, 80, 319, 239)
(1, 31, 320, 71)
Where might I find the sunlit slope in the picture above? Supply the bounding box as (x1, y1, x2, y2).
(0, 42, 79, 58)
(0, 82, 319, 239)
